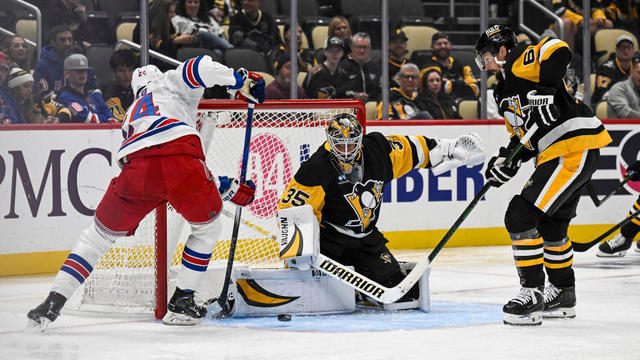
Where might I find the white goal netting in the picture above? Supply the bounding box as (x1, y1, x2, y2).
(66, 100, 364, 318)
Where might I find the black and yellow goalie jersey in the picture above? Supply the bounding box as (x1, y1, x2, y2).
(495, 36, 611, 165)
(278, 132, 437, 250)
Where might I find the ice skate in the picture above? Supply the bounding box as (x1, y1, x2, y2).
(503, 287, 543, 326)
(27, 292, 67, 332)
(597, 234, 632, 257)
(162, 288, 206, 326)
(543, 284, 576, 319)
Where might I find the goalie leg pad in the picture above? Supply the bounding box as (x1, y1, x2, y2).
(176, 219, 222, 291)
(51, 223, 117, 299)
(278, 205, 319, 270)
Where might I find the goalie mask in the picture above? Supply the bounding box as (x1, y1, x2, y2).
(131, 65, 162, 98)
(474, 24, 517, 71)
(326, 113, 363, 180)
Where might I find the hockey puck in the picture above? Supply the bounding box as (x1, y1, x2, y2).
(277, 314, 291, 322)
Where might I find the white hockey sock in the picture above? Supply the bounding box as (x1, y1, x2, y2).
(51, 223, 115, 299)
(176, 219, 221, 291)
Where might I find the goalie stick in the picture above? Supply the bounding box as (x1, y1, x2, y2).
(572, 207, 640, 252)
(207, 103, 255, 317)
(312, 127, 538, 304)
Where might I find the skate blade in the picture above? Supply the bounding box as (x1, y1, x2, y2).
(596, 250, 627, 258)
(26, 318, 51, 333)
(162, 311, 203, 326)
(543, 307, 576, 319)
(503, 312, 542, 326)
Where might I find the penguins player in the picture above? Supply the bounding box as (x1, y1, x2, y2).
(278, 113, 483, 304)
(475, 25, 612, 325)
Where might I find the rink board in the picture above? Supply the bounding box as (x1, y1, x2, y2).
(1, 119, 640, 275)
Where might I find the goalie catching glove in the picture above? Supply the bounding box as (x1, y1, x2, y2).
(429, 133, 485, 176)
(526, 87, 560, 129)
(227, 68, 266, 104)
(217, 176, 256, 206)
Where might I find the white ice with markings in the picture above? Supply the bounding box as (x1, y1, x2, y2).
(1, 246, 639, 359)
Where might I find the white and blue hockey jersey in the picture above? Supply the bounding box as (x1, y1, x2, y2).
(117, 55, 240, 163)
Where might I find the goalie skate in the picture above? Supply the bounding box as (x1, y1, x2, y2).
(503, 287, 543, 326)
(162, 288, 206, 326)
(26, 292, 67, 332)
(542, 284, 576, 319)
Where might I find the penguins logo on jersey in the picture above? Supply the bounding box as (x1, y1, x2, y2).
(344, 179, 384, 231)
(380, 252, 392, 264)
(501, 95, 534, 150)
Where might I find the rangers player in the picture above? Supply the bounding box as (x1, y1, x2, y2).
(27, 55, 265, 330)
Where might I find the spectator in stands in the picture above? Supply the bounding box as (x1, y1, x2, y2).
(271, 23, 317, 72)
(376, 63, 431, 120)
(265, 52, 307, 99)
(206, 0, 241, 24)
(4, 35, 30, 71)
(134, 0, 199, 70)
(340, 32, 381, 103)
(304, 37, 348, 99)
(228, 0, 282, 55)
(0, 52, 24, 124)
(417, 66, 459, 120)
(388, 29, 409, 89)
(34, 25, 98, 99)
(101, 50, 137, 122)
(327, 16, 351, 57)
(425, 32, 479, 100)
(607, 52, 640, 118)
(603, 1, 639, 33)
(7, 67, 37, 123)
(551, 0, 612, 52)
(43, 0, 91, 49)
(57, 54, 115, 123)
(172, 0, 233, 57)
(592, 34, 636, 104)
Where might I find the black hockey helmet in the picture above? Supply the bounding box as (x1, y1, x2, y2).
(326, 113, 363, 176)
(474, 25, 517, 70)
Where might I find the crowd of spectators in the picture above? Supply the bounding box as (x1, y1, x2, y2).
(2, 0, 640, 124)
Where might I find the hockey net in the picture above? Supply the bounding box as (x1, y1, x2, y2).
(66, 99, 365, 319)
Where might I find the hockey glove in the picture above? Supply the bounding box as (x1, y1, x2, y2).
(526, 88, 560, 129)
(218, 176, 256, 206)
(485, 146, 522, 187)
(228, 68, 266, 104)
(626, 160, 640, 181)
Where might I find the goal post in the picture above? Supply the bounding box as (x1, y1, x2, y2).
(66, 99, 366, 319)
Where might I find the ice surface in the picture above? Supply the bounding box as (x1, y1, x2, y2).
(1, 246, 639, 360)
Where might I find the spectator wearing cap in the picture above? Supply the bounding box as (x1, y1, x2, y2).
(388, 29, 409, 88)
(592, 34, 637, 104)
(607, 53, 640, 118)
(265, 52, 307, 100)
(228, 0, 282, 55)
(101, 50, 138, 122)
(0, 52, 24, 124)
(303, 36, 348, 99)
(417, 66, 460, 120)
(424, 31, 479, 100)
(33, 25, 98, 100)
(57, 54, 115, 123)
(270, 23, 317, 73)
(376, 63, 431, 120)
(7, 67, 38, 123)
(339, 32, 381, 103)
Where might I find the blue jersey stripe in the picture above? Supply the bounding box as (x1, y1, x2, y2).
(68, 253, 93, 273)
(192, 56, 206, 88)
(61, 265, 86, 283)
(119, 122, 188, 151)
(183, 246, 211, 259)
(182, 60, 197, 89)
(147, 116, 167, 131)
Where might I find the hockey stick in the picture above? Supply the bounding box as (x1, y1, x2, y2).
(207, 103, 255, 317)
(572, 207, 640, 252)
(586, 172, 635, 207)
(312, 125, 540, 304)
